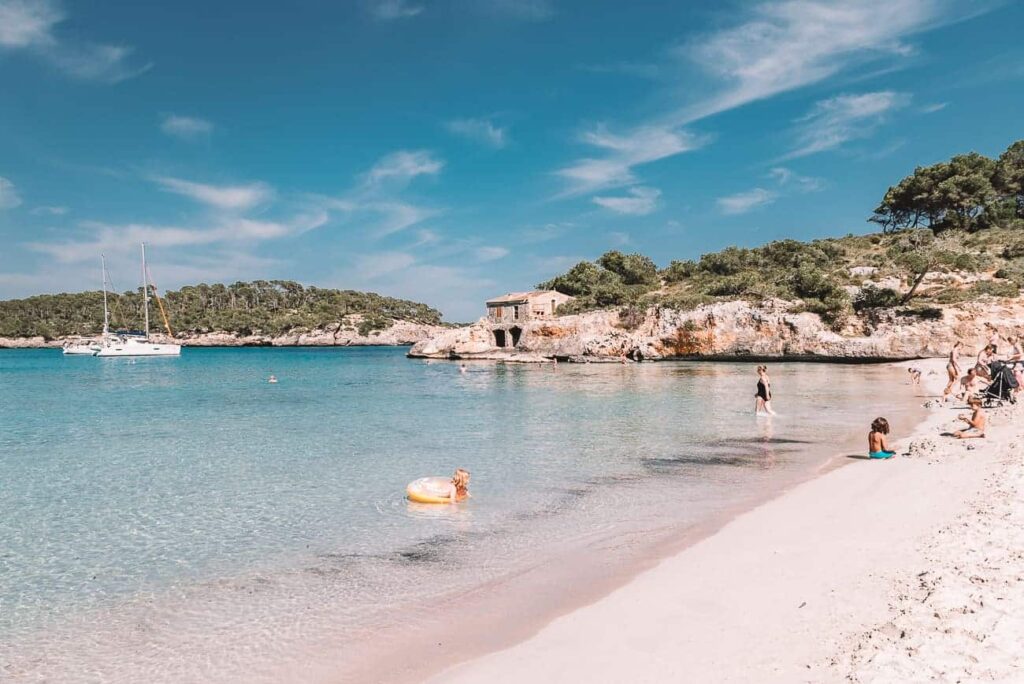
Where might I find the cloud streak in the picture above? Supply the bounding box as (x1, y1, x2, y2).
(557, 124, 705, 195)
(0, 176, 22, 209)
(674, 0, 962, 125)
(367, 0, 423, 21)
(27, 211, 327, 264)
(446, 118, 509, 148)
(592, 186, 661, 215)
(786, 90, 911, 158)
(716, 188, 777, 215)
(153, 176, 275, 211)
(365, 150, 444, 187)
(0, 0, 150, 83)
(161, 115, 214, 141)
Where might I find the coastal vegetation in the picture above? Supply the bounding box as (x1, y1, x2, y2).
(0, 280, 443, 339)
(540, 139, 1024, 328)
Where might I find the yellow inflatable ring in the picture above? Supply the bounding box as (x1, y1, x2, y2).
(406, 476, 454, 504)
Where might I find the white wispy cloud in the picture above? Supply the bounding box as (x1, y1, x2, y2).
(30, 204, 68, 216)
(478, 0, 555, 21)
(160, 114, 214, 141)
(446, 118, 509, 148)
(921, 101, 948, 113)
(367, 0, 423, 20)
(27, 211, 327, 264)
(0, 176, 23, 209)
(767, 166, 824, 192)
(592, 186, 661, 215)
(310, 150, 445, 238)
(0, 0, 150, 83)
(716, 187, 777, 215)
(346, 251, 496, 321)
(557, 124, 705, 195)
(365, 150, 444, 187)
(675, 0, 964, 125)
(475, 246, 510, 262)
(153, 176, 275, 211)
(787, 90, 911, 158)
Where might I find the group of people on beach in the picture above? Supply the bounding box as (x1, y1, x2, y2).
(942, 329, 1023, 403)
(871, 328, 1023, 458)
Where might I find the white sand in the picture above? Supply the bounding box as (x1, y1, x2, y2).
(429, 359, 1023, 683)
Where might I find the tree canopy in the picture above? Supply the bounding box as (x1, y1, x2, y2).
(0, 280, 442, 339)
(870, 141, 1023, 233)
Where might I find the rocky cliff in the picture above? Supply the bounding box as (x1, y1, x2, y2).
(0, 319, 448, 349)
(408, 298, 1024, 362)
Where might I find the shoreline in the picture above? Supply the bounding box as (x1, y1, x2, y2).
(336, 361, 931, 684)
(420, 357, 1022, 682)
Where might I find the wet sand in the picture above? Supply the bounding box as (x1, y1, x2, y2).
(426, 358, 1023, 683)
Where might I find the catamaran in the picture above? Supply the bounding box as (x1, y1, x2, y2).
(96, 244, 181, 357)
(62, 255, 115, 356)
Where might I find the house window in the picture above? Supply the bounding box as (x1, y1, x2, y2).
(494, 306, 503, 320)
(513, 305, 520, 320)
(551, 298, 557, 315)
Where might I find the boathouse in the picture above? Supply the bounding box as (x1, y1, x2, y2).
(485, 290, 573, 348)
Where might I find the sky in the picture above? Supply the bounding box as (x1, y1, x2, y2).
(1, 0, 1022, 320)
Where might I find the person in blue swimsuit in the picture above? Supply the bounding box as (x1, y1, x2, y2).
(868, 417, 896, 459)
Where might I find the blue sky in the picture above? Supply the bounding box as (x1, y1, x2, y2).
(1, 0, 1022, 320)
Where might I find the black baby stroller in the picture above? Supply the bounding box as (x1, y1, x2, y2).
(983, 360, 1018, 407)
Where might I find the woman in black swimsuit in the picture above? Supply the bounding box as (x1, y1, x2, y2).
(755, 365, 775, 415)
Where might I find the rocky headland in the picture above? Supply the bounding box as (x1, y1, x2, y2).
(0, 318, 448, 349)
(408, 297, 1024, 362)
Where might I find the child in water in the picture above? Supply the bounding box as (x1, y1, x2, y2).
(868, 417, 896, 459)
(446, 468, 471, 503)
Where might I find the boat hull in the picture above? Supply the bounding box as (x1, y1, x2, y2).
(95, 340, 181, 357)
(62, 345, 100, 356)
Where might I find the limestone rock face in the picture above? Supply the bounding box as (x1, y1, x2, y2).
(408, 298, 1024, 362)
(0, 320, 448, 349)
(0, 336, 59, 349)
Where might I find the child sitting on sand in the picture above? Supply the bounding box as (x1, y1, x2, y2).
(446, 468, 471, 503)
(953, 397, 987, 439)
(868, 417, 896, 459)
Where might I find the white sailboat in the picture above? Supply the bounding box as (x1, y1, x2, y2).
(96, 244, 181, 357)
(62, 256, 114, 355)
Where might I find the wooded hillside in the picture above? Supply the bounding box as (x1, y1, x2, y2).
(0, 280, 443, 339)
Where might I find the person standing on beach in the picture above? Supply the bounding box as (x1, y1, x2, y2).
(976, 344, 997, 380)
(943, 341, 962, 402)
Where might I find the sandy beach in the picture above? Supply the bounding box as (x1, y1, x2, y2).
(428, 358, 1023, 683)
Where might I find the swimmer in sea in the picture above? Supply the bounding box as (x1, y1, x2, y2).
(868, 417, 896, 459)
(444, 468, 471, 503)
(268, 375, 278, 384)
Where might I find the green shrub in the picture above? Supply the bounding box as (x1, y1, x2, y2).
(661, 259, 696, 284)
(898, 306, 944, 320)
(853, 285, 902, 311)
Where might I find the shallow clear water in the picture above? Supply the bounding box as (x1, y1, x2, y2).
(0, 348, 922, 681)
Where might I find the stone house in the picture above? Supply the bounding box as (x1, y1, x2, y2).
(485, 290, 573, 348)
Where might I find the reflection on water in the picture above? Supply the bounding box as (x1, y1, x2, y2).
(0, 348, 923, 681)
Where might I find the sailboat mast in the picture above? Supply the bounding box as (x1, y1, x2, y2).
(141, 243, 150, 338)
(101, 254, 110, 335)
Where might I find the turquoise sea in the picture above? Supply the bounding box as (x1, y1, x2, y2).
(0, 347, 923, 681)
